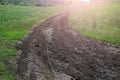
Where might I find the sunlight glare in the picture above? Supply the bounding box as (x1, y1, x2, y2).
(80, 0, 91, 2)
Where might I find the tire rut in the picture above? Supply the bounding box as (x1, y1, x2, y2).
(16, 11, 120, 80)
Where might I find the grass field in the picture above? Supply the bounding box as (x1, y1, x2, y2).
(69, 2, 120, 44)
(0, 5, 61, 80)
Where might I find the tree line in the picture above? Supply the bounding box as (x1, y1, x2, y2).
(0, 0, 22, 5)
(1, 0, 119, 5)
(0, 0, 68, 6)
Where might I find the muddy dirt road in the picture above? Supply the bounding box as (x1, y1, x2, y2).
(16, 11, 120, 80)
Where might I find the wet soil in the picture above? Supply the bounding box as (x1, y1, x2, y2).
(16, 11, 120, 80)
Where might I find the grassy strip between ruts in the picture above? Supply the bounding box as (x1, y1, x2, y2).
(69, 2, 120, 44)
(0, 5, 62, 80)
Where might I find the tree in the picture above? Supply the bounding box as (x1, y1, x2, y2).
(13, 0, 21, 4)
(0, 0, 2, 2)
(0, 0, 13, 4)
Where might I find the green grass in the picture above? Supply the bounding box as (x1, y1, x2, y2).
(69, 2, 120, 44)
(0, 5, 62, 80)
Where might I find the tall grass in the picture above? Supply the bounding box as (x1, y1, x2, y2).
(69, 2, 120, 44)
(0, 5, 61, 80)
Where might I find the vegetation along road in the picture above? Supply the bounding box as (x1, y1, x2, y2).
(0, 5, 62, 80)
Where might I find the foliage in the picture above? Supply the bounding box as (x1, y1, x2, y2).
(69, 2, 120, 44)
(0, 0, 67, 5)
(0, 5, 62, 79)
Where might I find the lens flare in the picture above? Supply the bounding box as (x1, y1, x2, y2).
(80, 0, 91, 2)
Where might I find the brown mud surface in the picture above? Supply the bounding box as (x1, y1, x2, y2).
(16, 11, 120, 80)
